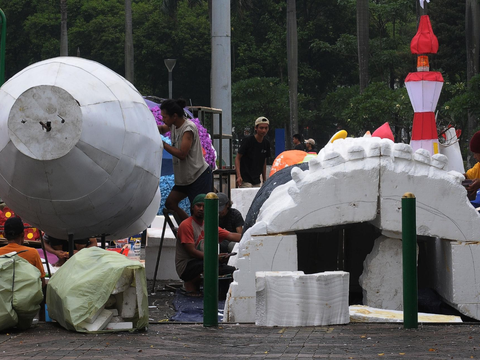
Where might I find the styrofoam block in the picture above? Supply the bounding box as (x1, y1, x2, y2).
(230, 188, 260, 220)
(224, 233, 298, 323)
(78, 309, 113, 332)
(432, 239, 480, 320)
(256, 271, 350, 326)
(112, 268, 134, 294)
(349, 305, 462, 323)
(84, 305, 105, 324)
(145, 229, 179, 281)
(120, 286, 137, 318)
(149, 215, 179, 232)
(359, 236, 416, 311)
(110, 308, 119, 316)
(106, 322, 133, 330)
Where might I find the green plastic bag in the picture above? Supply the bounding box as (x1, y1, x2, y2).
(46, 247, 148, 332)
(0, 253, 43, 331)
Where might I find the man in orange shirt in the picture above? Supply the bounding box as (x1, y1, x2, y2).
(0, 217, 46, 287)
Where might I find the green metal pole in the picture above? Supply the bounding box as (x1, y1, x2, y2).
(203, 192, 219, 327)
(0, 9, 6, 87)
(402, 192, 418, 329)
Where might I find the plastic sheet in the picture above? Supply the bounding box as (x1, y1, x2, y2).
(46, 247, 148, 332)
(0, 253, 43, 331)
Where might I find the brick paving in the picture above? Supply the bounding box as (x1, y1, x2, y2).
(1, 322, 479, 359)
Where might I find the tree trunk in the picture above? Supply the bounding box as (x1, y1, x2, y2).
(466, 0, 479, 168)
(125, 0, 134, 83)
(356, 0, 369, 93)
(60, 0, 68, 56)
(287, 0, 298, 149)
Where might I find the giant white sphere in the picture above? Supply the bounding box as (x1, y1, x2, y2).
(0, 57, 162, 240)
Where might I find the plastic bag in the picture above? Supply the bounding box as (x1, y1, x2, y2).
(0, 253, 43, 331)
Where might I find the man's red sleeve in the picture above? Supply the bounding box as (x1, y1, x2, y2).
(178, 219, 195, 245)
(218, 227, 231, 242)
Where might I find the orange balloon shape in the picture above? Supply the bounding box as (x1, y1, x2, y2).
(270, 150, 316, 177)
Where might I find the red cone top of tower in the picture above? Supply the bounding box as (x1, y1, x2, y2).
(410, 15, 438, 54)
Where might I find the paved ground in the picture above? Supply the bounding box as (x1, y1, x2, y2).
(2, 281, 480, 359)
(3, 278, 479, 359)
(1, 322, 479, 359)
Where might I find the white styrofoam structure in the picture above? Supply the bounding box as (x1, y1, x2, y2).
(145, 215, 180, 281)
(358, 235, 413, 311)
(225, 234, 297, 322)
(224, 137, 480, 323)
(230, 188, 260, 220)
(256, 271, 350, 327)
(0, 57, 162, 239)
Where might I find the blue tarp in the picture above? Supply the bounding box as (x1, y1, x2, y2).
(169, 289, 225, 323)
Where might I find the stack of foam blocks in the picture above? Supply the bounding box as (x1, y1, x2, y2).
(78, 267, 145, 332)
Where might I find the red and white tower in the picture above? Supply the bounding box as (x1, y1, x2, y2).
(405, 15, 443, 155)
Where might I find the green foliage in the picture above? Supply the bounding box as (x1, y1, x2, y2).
(321, 82, 412, 140)
(443, 74, 480, 127)
(0, 0, 476, 153)
(232, 77, 288, 138)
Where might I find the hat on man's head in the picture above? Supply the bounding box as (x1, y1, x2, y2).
(4, 217, 24, 239)
(470, 131, 480, 153)
(192, 193, 206, 206)
(305, 138, 316, 145)
(255, 116, 269, 126)
(217, 193, 229, 212)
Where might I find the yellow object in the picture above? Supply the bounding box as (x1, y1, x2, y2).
(433, 141, 439, 154)
(329, 130, 347, 143)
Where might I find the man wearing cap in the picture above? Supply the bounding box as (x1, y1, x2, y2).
(305, 138, 317, 153)
(218, 193, 244, 253)
(0, 217, 46, 287)
(235, 116, 271, 188)
(175, 194, 241, 295)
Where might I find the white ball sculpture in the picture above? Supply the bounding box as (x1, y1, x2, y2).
(0, 57, 162, 240)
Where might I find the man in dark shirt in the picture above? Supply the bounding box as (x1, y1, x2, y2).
(235, 116, 271, 187)
(217, 192, 244, 253)
(293, 134, 306, 151)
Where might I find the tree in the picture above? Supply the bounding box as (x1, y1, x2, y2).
(60, 0, 68, 56)
(286, 0, 298, 148)
(125, 0, 134, 83)
(356, 0, 369, 92)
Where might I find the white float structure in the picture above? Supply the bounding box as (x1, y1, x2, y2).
(224, 136, 480, 323)
(256, 271, 350, 327)
(0, 57, 162, 239)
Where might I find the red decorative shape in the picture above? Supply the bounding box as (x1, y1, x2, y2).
(372, 122, 394, 142)
(411, 112, 437, 140)
(405, 71, 444, 83)
(410, 15, 439, 55)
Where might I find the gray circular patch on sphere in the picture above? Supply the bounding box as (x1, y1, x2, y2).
(8, 85, 83, 160)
